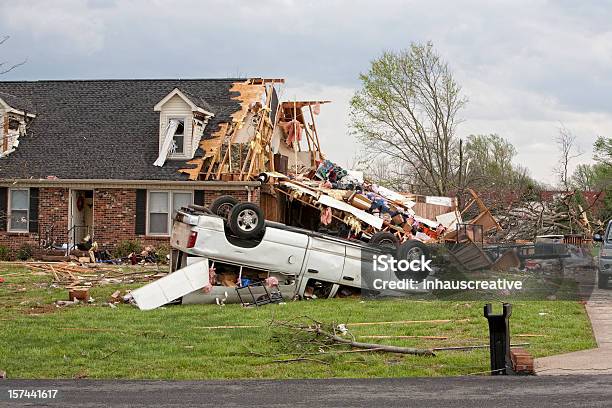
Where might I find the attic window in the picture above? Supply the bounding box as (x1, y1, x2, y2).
(171, 118, 185, 155)
(8, 118, 20, 131)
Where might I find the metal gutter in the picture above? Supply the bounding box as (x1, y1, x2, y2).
(0, 179, 261, 190)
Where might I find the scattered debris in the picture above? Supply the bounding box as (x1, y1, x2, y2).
(55, 299, 79, 307)
(346, 319, 469, 327)
(68, 287, 89, 302)
(19, 261, 166, 288)
(510, 347, 535, 374)
(432, 343, 529, 352)
(359, 335, 448, 340)
(275, 318, 435, 356)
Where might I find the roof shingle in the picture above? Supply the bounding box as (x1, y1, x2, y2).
(0, 79, 243, 180)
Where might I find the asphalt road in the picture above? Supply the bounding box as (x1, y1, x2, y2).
(1, 375, 611, 408)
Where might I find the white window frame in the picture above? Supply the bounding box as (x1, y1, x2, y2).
(167, 116, 187, 159)
(146, 190, 193, 236)
(8, 188, 29, 233)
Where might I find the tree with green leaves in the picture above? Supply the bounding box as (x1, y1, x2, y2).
(462, 134, 533, 191)
(350, 42, 467, 195)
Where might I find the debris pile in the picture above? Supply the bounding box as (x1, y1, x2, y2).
(22, 262, 167, 288)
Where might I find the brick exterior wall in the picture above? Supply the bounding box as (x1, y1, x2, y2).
(0, 186, 260, 256)
(0, 187, 69, 251)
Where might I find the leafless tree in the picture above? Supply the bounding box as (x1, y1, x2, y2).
(0, 35, 26, 75)
(554, 126, 582, 189)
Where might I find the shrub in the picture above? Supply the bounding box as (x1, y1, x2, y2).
(16, 244, 33, 261)
(112, 240, 142, 259)
(154, 244, 170, 264)
(0, 245, 11, 261)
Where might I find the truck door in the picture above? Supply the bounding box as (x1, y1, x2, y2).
(298, 237, 346, 295)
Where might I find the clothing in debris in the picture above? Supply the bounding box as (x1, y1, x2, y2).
(315, 159, 348, 182)
(320, 207, 333, 225)
(280, 120, 303, 146)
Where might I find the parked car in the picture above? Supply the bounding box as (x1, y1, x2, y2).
(594, 220, 612, 289)
(131, 199, 434, 310)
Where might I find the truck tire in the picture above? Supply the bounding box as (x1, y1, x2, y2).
(369, 232, 399, 251)
(210, 195, 239, 218)
(396, 240, 431, 281)
(229, 203, 265, 239)
(598, 273, 609, 289)
(398, 240, 430, 261)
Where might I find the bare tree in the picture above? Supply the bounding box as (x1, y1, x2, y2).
(0, 35, 26, 75)
(554, 126, 582, 189)
(350, 42, 467, 195)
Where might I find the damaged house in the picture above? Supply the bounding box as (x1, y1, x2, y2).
(0, 78, 287, 253)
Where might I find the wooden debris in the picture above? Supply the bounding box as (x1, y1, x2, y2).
(358, 335, 448, 340)
(515, 334, 548, 338)
(21, 262, 166, 288)
(346, 319, 469, 327)
(68, 287, 89, 301)
(433, 343, 529, 351)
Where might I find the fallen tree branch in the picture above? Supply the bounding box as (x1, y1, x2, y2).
(274, 318, 435, 356)
(315, 328, 435, 355)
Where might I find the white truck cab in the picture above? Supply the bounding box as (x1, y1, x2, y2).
(131, 203, 433, 310)
(595, 220, 612, 289)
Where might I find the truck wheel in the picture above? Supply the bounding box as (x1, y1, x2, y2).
(398, 240, 430, 261)
(397, 240, 431, 281)
(210, 195, 239, 218)
(369, 232, 399, 251)
(598, 273, 609, 289)
(229, 203, 265, 239)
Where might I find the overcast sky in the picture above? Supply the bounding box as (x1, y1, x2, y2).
(1, 0, 610, 184)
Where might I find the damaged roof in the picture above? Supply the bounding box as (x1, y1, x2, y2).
(0, 91, 35, 114)
(0, 79, 244, 180)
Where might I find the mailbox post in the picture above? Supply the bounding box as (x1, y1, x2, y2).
(483, 303, 512, 375)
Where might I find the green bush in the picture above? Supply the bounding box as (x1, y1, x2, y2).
(0, 245, 12, 261)
(16, 244, 33, 261)
(112, 240, 142, 259)
(154, 244, 170, 264)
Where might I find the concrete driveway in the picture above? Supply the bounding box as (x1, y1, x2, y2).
(535, 270, 612, 375)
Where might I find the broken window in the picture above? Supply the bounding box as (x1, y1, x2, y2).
(8, 118, 20, 131)
(9, 188, 29, 232)
(147, 190, 193, 235)
(171, 118, 185, 155)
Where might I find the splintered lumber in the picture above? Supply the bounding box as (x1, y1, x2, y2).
(23, 262, 164, 287)
(433, 343, 529, 352)
(193, 325, 262, 330)
(358, 335, 448, 340)
(346, 319, 469, 327)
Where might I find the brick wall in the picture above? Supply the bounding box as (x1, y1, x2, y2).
(95, 187, 259, 249)
(0, 186, 260, 256)
(0, 187, 69, 251)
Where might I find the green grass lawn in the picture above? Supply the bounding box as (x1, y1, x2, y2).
(0, 263, 597, 379)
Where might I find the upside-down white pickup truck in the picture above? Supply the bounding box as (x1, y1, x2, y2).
(131, 199, 432, 310)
